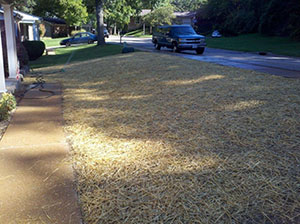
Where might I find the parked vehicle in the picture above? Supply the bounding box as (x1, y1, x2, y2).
(104, 28, 109, 38)
(60, 30, 109, 47)
(60, 32, 97, 46)
(212, 30, 222, 38)
(152, 25, 206, 54)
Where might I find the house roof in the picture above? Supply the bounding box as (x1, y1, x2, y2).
(0, 8, 22, 20)
(138, 10, 196, 18)
(140, 9, 151, 16)
(43, 17, 66, 25)
(14, 10, 41, 23)
(173, 11, 196, 18)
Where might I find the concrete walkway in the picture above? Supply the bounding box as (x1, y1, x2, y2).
(0, 83, 82, 223)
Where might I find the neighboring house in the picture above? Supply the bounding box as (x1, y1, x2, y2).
(128, 9, 151, 31)
(0, 9, 41, 41)
(16, 10, 41, 41)
(128, 10, 197, 31)
(173, 11, 196, 26)
(41, 17, 68, 38)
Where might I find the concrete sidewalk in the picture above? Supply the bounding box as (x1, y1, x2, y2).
(0, 83, 82, 223)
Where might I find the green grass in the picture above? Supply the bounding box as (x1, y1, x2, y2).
(206, 33, 300, 57)
(30, 44, 123, 69)
(41, 37, 67, 48)
(125, 29, 152, 38)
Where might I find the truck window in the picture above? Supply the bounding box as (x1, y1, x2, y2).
(171, 27, 196, 35)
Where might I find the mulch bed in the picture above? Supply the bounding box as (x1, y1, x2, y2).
(37, 52, 300, 223)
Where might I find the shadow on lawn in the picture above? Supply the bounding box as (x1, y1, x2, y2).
(43, 52, 300, 223)
(29, 44, 123, 69)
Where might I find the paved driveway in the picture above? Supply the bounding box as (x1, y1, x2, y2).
(107, 36, 300, 78)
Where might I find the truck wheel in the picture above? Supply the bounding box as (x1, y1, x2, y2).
(196, 47, 205, 55)
(155, 43, 161, 50)
(172, 42, 180, 53)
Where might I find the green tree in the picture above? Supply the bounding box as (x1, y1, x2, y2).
(14, 0, 36, 14)
(84, 0, 141, 45)
(32, 0, 88, 26)
(171, 0, 205, 11)
(141, 0, 170, 9)
(143, 4, 175, 27)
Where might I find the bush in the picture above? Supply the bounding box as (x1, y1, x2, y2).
(0, 93, 16, 121)
(71, 29, 86, 36)
(22, 41, 45, 61)
(39, 24, 46, 38)
(17, 42, 29, 68)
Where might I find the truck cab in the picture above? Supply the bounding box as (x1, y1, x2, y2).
(152, 25, 206, 54)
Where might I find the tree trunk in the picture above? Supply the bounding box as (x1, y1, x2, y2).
(95, 0, 105, 45)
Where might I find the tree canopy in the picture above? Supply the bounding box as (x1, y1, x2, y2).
(171, 0, 205, 11)
(15, 0, 88, 26)
(143, 4, 175, 27)
(195, 0, 300, 40)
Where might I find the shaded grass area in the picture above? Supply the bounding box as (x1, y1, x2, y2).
(207, 33, 300, 57)
(126, 29, 152, 38)
(37, 52, 300, 223)
(41, 37, 66, 48)
(30, 44, 123, 69)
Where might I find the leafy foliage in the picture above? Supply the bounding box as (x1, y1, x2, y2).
(171, 0, 205, 11)
(22, 40, 45, 61)
(195, 0, 300, 40)
(143, 4, 175, 27)
(0, 93, 16, 121)
(31, 0, 88, 26)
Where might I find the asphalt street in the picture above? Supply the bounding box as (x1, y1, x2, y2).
(107, 36, 300, 78)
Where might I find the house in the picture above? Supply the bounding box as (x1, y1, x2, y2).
(40, 17, 68, 38)
(16, 10, 41, 41)
(128, 9, 151, 32)
(0, 8, 41, 41)
(173, 11, 196, 26)
(128, 10, 197, 32)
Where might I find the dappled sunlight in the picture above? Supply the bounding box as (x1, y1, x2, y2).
(119, 94, 152, 100)
(224, 100, 265, 111)
(163, 74, 224, 86)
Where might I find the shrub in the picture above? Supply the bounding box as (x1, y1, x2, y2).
(39, 24, 46, 38)
(22, 41, 46, 61)
(17, 42, 29, 68)
(0, 93, 16, 121)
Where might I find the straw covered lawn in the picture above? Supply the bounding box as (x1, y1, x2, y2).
(39, 52, 300, 223)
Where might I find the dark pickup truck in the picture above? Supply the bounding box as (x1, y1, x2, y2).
(152, 25, 206, 54)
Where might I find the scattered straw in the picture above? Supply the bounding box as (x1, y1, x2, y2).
(36, 52, 300, 223)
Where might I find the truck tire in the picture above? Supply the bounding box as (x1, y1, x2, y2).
(172, 42, 180, 53)
(196, 47, 205, 55)
(155, 43, 161, 50)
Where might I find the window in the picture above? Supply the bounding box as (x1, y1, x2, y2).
(135, 17, 141, 24)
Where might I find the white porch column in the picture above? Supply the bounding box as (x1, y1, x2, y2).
(28, 24, 33, 40)
(3, 4, 18, 79)
(32, 23, 40, 40)
(0, 24, 7, 93)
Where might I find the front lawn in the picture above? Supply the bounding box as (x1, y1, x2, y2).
(41, 37, 66, 48)
(126, 29, 152, 38)
(36, 52, 300, 223)
(206, 33, 300, 57)
(30, 44, 123, 69)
